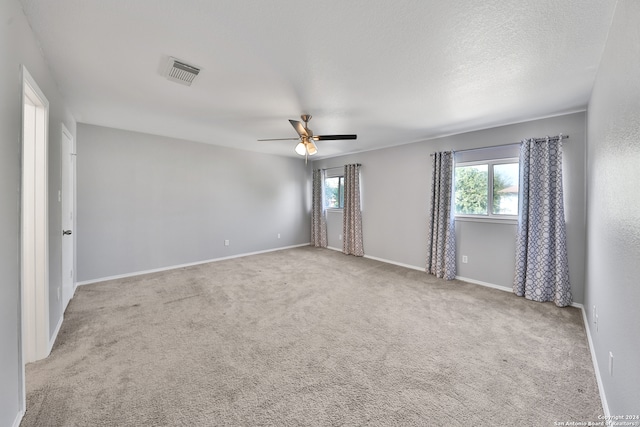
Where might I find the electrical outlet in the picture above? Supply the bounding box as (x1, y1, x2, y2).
(462, 255, 468, 264)
(224, 239, 229, 246)
(595, 314, 599, 332)
(338, 234, 342, 240)
(609, 352, 614, 376)
(277, 233, 281, 239)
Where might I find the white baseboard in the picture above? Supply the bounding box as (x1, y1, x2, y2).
(77, 243, 311, 286)
(48, 314, 64, 355)
(579, 305, 610, 418)
(325, 247, 426, 272)
(329, 256, 587, 313)
(12, 410, 24, 427)
(363, 254, 424, 272)
(455, 276, 585, 309)
(455, 276, 513, 293)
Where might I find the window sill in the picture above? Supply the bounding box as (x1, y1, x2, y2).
(325, 208, 343, 213)
(454, 216, 518, 225)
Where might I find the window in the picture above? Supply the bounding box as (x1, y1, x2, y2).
(454, 159, 519, 218)
(324, 176, 344, 209)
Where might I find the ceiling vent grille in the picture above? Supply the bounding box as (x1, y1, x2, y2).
(164, 57, 200, 86)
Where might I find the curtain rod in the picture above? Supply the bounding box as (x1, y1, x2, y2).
(322, 164, 361, 171)
(429, 134, 569, 157)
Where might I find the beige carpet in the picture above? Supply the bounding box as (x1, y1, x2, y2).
(22, 247, 602, 426)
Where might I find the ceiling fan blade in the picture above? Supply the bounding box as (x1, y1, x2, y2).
(312, 134, 357, 141)
(257, 137, 300, 141)
(289, 120, 309, 138)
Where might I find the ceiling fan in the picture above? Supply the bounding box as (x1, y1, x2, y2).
(258, 115, 357, 161)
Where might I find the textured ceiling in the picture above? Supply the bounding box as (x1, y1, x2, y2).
(20, 0, 617, 158)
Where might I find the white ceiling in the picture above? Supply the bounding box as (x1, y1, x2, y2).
(20, 0, 617, 159)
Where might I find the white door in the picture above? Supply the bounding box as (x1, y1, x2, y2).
(61, 124, 75, 310)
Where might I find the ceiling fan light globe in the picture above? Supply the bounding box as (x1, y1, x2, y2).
(294, 142, 307, 156)
(307, 141, 318, 155)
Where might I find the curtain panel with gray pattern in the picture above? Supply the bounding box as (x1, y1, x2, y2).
(514, 137, 572, 307)
(343, 164, 364, 256)
(426, 152, 456, 280)
(311, 169, 328, 248)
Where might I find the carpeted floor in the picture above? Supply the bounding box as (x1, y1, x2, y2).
(22, 247, 603, 426)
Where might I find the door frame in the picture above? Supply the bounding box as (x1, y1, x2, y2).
(19, 65, 50, 410)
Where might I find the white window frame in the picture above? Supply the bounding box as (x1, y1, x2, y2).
(324, 174, 344, 211)
(454, 157, 519, 223)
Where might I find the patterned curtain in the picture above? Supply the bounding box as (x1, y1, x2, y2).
(311, 169, 328, 248)
(343, 164, 364, 256)
(514, 136, 572, 307)
(426, 152, 456, 280)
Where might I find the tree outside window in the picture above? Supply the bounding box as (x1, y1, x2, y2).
(454, 161, 519, 217)
(324, 176, 344, 209)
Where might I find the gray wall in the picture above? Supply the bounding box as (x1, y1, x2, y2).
(313, 112, 587, 303)
(76, 124, 311, 282)
(0, 1, 76, 425)
(586, 0, 640, 415)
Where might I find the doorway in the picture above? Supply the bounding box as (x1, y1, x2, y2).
(61, 124, 75, 310)
(21, 66, 50, 371)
